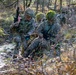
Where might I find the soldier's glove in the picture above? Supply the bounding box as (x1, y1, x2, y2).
(24, 35, 30, 41)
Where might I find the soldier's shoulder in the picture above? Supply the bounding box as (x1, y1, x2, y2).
(53, 22, 61, 29)
(56, 14, 61, 18)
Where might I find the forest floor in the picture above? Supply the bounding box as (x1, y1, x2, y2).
(0, 42, 76, 75)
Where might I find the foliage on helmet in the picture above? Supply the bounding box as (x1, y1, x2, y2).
(46, 10, 56, 20)
(24, 8, 35, 18)
(36, 12, 45, 21)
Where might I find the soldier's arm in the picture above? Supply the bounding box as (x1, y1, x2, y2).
(52, 23, 61, 41)
(10, 22, 19, 29)
(54, 24, 61, 34)
(10, 21, 20, 33)
(27, 25, 35, 35)
(36, 23, 44, 38)
(27, 19, 36, 35)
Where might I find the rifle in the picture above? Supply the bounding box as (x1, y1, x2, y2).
(10, 7, 20, 32)
(14, 7, 19, 23)
(24, 33, 38, 41)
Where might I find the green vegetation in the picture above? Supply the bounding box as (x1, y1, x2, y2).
(0, 27, 5, 36)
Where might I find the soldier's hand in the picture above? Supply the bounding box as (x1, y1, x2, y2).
(10, 22, 20, 32)
(10, 22, 19, 28)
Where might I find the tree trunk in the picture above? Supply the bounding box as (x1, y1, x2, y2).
(54, 0, 57, 11)
(17, 0, 19, 7)
(36, 0, 39, 13)
(47, 0, 51, 10)
(42, 0, 44, 12)
(25, 0, 32, 8)
(23, 0, 25, 11)
(60, 0, 62, 12)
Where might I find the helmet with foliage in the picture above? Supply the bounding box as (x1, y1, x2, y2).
(46, 10, 56, 20)
(36, 12, 45, 22)
(24, 8, 35, 18)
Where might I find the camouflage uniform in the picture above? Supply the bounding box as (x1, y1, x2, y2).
(10, 8, 36, 58)
(56, 9, 67, 26)
(24, 10, 61, 58)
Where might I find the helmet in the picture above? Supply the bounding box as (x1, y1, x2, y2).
(36, 12, 45, 22)
(24, 8, 35, 18)
(46, 10, 56, 20)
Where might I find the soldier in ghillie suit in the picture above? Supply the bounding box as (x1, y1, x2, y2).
(24, 10, 61, 59)
(10, 8, 36, 58)
(56, 8, 67, 27)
